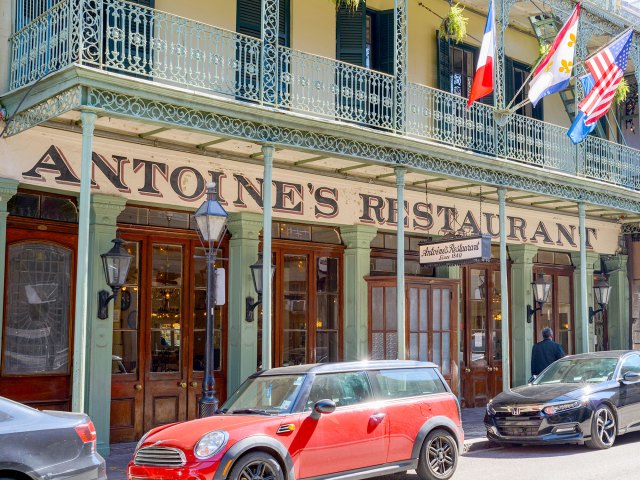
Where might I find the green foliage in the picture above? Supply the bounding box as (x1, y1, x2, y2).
(614, 78, 630, 105)
(535, 43, 551, 66)
(330, 0, 362, 11)
(439, 3, 468, 44)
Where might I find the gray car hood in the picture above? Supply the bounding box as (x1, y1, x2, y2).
(491, 383, 600, 406)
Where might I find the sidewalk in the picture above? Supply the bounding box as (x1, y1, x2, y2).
(104, 408, 494, 478)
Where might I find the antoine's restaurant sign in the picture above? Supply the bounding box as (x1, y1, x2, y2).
(1, 128, 620, 254)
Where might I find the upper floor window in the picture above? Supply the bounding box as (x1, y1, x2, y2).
(336, 3, 394, 75)
(237, 0, 290, 46)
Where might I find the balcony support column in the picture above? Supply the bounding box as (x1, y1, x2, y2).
(394, 0, 408, 133)
(396, 167, 406, 360)
(578, 202, 590, 353)
(261, 145, 274, 369)
(72, 111, 97, 414)
(498, 187, 510, 391)
(495, 0, 517, 109)
(261, 0, 280, 105)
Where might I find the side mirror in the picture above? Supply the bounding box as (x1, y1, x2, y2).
(310, 399, 336, 420)
(621, 371, 640, 384)
(528, 375, 537, 384)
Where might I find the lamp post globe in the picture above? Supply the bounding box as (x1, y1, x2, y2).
(593, 273, 611, 308)
(532, 274, 552, 305)
(97, 238, 133, 320)
(195, 183, 228, 417)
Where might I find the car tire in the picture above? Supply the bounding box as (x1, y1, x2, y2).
(228, 451, 284, 480)
(416, 429, 459, 480)
(585, 405, 617, 450)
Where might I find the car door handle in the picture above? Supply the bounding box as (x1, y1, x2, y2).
(370, 413, 386, 423)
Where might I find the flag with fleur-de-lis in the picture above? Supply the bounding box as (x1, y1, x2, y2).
(527, 3, 580, 107)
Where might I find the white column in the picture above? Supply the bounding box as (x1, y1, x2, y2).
(72, 111, 97, 413)
(396, 167, 406, 360)
(498, 188, 510, 390)
(261, 145, 274, 369)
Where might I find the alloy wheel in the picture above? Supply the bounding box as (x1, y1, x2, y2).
(238, 460, 277, 480)
(595, 408, 616, 446)
(426, 434, 455, 478)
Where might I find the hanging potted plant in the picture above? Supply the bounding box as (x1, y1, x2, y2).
(614, 77, 630, 105)
(439, 3, 468, 43)
(330, 0, 362, 11)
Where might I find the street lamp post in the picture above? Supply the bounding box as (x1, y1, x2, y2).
(589, 273, 612, 323)
(194, 182, 228, 417)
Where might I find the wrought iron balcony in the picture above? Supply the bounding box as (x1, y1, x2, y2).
(8, 0, 640, 192)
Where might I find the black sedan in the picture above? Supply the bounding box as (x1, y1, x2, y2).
(485, 350, 640, 449)
(0, 397, 107, 479)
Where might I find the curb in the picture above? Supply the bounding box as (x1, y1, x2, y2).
(463, 438, 501, 453)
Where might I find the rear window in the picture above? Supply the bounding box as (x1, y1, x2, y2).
(371, 368, 447, 399)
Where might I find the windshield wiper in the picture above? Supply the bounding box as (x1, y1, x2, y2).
(229, 408, 275, 415)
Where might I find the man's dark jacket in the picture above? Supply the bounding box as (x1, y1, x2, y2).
(531, 338, 565, 376)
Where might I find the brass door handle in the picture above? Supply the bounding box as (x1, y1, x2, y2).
(464, 368, 471, 373)
(190, 381, 198, 388)
(178, 382, 187, 389)
(134, 384, 142, 391)
(487, 367, 493, 372)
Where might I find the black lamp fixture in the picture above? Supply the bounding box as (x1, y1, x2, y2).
(589, 273, 612, 323)
(526, 273, 552, 323)
(194, 182, 229, 418)
(98, 238, 133, 320)
(246, 253, 276, 322)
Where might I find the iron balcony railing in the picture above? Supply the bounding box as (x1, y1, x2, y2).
(9, 0, 640, 192)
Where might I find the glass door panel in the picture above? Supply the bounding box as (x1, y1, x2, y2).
(490, 270, 502, 362)
(283, 254, 308, 366)
(538, 274, 554, 336)
(193, 247, 223, 372)
(557, 275, 572, 355)
(112, 241, 140, 375)
(315, 257, 339, 363)
(150, 244, 183, 374)
(469, 269, 487, 365)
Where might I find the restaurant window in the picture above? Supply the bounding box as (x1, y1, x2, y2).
(370, 232, 435, 276)
(8, 191, 78, 223)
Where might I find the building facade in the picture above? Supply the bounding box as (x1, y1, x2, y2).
(0, 0, 637, 455)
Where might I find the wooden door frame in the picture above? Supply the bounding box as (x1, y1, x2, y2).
(532, 264, 575, 353)
(270, 240, 345, 367)
(1, 218, 78, 410)
(364, 275, 460, 396)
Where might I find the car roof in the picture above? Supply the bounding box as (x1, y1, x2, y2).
(253, 360, 439, 376)
(560, 350, 634, 361)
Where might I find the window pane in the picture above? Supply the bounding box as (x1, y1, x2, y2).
(409, 288, 419, 332)
(372, 368, 446, 399)
(372, 287, 384, 331)
(306, 372, 371, 409)
(283, 255, 308, 366)
(4, 243, 72, 375)
(40, 196, 78, 223)
(470, 269, 487, 365)
(385, 287, 397, 331)
(150, 244, 183, 373)
(112, 241, 140, 375)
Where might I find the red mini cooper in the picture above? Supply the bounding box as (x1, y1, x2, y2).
(129, 361, 463, 480)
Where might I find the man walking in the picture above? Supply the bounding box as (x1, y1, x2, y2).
(531, 327, 565, 376)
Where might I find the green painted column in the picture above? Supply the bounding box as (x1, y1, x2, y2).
(571, 251, 599, 353)
(604, 255, 629, 350)
(341, 225, 378, 361)
(226, 212, 262, 393)
(0, 179, 19, 355)
(72, 111, 97, 413)
(508, 244, 538, 386)
(84, 194, 127, 457)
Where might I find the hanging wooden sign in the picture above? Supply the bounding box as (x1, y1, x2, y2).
(419, 234, 492, 266)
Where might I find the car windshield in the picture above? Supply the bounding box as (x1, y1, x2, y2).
(534, 357, 619, 385)
(221, 374, 306, 415)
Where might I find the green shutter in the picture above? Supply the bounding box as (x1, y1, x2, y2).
(237, 0, 289, 44)
(336, 2, 366, 66)
(374, 10, 394, 75)
(505, 57, 515, 108)
(436, 33, 451, 92)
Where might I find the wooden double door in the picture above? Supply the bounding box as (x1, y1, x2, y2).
(461, 263, 509, 407)
(110, 228, 227, 442)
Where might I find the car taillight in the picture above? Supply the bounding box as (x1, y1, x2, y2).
(75, 421, 97, 452)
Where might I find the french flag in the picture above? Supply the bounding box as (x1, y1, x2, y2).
(467, 0, 495, 108)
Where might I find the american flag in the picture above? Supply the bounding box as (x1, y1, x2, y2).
(578, 29, 633, 126)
